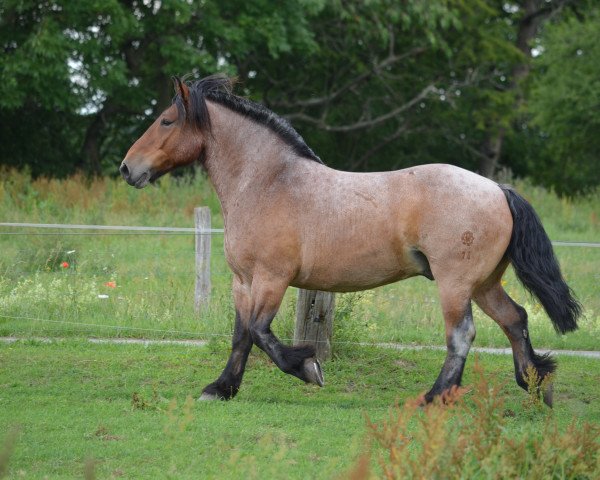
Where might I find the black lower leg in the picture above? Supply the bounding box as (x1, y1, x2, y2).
(201, 311, 253, 400)
(507, 302, 556, 404)
(424, 354, 468, 403)
(251, 320, 319, 383)
(425, 304, 475, 403)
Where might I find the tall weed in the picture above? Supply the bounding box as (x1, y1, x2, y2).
(0, 428, 19, 479)
(350, 362, 600, 479)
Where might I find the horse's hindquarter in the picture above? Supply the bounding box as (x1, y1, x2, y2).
(411, 164, 513, 287)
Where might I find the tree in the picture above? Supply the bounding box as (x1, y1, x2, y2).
(244, 0, 524, 173)
(1, 0, 597, 195)
(523, 7, 600, 195)
(475, 0, 576, 178)
(0, 0, 322, 176)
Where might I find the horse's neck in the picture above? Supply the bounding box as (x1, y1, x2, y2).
(204, 103, 290, 218)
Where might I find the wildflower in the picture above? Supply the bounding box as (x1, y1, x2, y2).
(501, 279, 507, 286)
(98, 294, 109, 299)
(104, 281, 117, 288)
(61, 261, 69, 269)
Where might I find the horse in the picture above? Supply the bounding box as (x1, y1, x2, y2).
(120, 74, 581, 406)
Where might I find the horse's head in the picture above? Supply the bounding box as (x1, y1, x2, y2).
(120, 77, 205, 188)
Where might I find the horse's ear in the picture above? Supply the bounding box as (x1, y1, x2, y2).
(172, 76, 190, 105)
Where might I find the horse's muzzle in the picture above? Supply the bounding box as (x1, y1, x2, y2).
(120, 160, 151, 189)
(119, 161, 131, 182)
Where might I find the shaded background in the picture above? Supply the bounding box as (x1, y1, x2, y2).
(1, 0, 598, 195)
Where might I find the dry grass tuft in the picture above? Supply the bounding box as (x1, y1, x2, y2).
(83, 457, 97, 480)
(0, 428, 20, 479)
(351, 361, 600, 479)
(523, 364, 555, 411)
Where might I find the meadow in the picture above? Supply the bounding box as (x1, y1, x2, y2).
(1, 341, 599, 479)
(0, 169, 599, 478)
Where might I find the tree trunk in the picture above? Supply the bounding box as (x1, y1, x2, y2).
(155, 72, 172, 114)
(79, 114, 104, 175)
(478, 129, 505, 178)
(478, 0, 554, 177)
(78, 101, 117, 175)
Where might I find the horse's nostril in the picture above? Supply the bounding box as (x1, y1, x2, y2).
(120, 162, 130, 179)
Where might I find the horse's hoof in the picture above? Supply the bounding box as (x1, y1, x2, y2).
(303, 358, 324, 387)
(198, 392, 221, 401)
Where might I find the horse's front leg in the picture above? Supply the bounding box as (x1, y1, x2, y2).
(200, 277, 253, 400)
(249, 277, 324, 387)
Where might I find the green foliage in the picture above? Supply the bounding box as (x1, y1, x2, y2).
(251, 0, 520, 173)
(526, 9, 600, 195)
(1, 0, 597, 193)
(0, 0, 323, 175)
(522, 364, 554, 413)
(333, 291, 378, 344)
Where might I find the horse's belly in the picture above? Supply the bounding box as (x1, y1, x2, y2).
(291, 272, 416, 293)
(291, 250, 419, 292)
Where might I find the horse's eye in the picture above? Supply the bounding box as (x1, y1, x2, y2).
(160, 118, 174, 126)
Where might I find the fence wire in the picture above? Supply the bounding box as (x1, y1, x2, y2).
(0, 313, 384, 346)
(0, 222, 223, 233)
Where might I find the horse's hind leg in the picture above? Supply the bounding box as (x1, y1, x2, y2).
(200, 277, 253, 400)
(247, 277, 324, 387)
(424, 286, 476, 403)
(474, 283, 555, 406)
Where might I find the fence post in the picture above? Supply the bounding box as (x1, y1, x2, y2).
(294, 290, 335, 362)
(195, 207, 211, 310)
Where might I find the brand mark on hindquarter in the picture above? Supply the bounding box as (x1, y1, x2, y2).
(461, 231, 475, 246)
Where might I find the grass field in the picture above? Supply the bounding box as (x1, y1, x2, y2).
(1, 340, 599, 479)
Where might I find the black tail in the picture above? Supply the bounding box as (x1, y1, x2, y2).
(500, 185, 581, 334)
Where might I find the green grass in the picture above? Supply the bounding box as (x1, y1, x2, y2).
(0, 170, 598, 351)
(0, 340, 599, 479)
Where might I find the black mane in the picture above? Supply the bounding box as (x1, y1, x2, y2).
(174, 74, 322, 163)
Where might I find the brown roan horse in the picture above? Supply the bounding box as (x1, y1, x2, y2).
(121, 75, 581, 406)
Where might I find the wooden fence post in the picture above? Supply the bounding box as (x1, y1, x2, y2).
(294, 290, 335, 362)
(195, 207, 211, 310)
